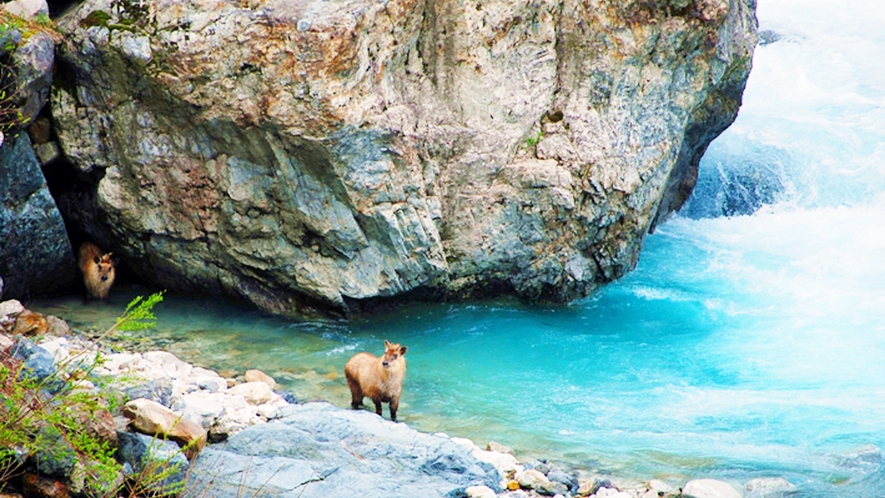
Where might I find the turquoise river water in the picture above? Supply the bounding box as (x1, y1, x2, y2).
(30, 0, 885, 496)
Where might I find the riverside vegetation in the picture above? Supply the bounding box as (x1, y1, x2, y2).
(0, 292, 192, 496)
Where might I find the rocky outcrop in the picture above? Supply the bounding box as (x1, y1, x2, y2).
(51, 0, 757, 315)
(0, 133, 77, 299)
(0, 6, 76, 300)
(187, 402, 502, 498)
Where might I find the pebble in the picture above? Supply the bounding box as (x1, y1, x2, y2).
(516, 468, 550, 489)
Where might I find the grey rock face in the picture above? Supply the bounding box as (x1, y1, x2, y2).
(51, 0, 757, 315)
(117, 431, 189, 495)
(10, 31, 54, 125)
(0, 133, 77, 299)
(0, 18, 76, 300)
(186, 402, 501, 498)
(10, 336, 59, 391)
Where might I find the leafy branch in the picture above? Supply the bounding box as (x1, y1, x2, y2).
(98, 291, 165, 341)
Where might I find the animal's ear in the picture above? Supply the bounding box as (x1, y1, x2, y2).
(385, 340, 391, 349)
(399, 346, 408, 356)
(93, 256, 100, 264)
(108, 253, 119, 267)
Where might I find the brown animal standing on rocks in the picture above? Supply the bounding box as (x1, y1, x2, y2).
(345, 340, 408, 421)
(78, 242, 117, 302)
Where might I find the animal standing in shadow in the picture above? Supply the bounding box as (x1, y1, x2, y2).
(78, 242, 117, 302)
(344, 340, 408, 421)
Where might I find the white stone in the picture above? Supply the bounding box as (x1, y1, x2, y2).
(191, 366, 222, 379)
(116, 32, 152, 64)
(0, 0, 48, 18)
(212, 415, 246, 437)
(465, 485, 496, 498)
(101, 353, 142, 374)
(450, 435, 521, 476)
(38, 338, 69, 361)
(256, 403, 280, 420)
(142, 351, 192, 379)
(473, 447, 522, 476)
(214, 404, 261, 437)
(227, 381, 275, 405)
(515, 468, 550, 490)
(222, 393, 251, 412)
(176, 391, 226, 428)
(0, 299, 24, 318)
(683, 479, 742, 498)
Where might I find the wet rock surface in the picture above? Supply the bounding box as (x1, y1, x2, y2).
(188, 402, 502, 498)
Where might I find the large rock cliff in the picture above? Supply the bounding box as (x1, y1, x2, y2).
(0, 10, 76, 300)
(51, 0, 757, 315)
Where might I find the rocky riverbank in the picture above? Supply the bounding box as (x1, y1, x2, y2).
(0, 300, 796, 498)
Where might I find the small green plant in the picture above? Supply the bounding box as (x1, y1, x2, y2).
(525, 129, 543, 147)
(0, 23, 17, 53)
(0, 11, 61, 43)
(0, 59, 25, 134)
(80, 10, 112, 29)
(99, 291, 166, 341)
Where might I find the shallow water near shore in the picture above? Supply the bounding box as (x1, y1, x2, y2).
(31, 201, 885, 496)
(27, 0, 885, 496)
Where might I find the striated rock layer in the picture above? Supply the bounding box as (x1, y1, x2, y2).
(51, 0, 757, 315)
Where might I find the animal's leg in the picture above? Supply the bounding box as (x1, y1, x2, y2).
(389, 398, 399, 422)
(346, 377, 363, 409)
(372, 398, 383, 416)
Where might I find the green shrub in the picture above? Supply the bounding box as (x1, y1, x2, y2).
(0, 347, 122, 494)
(0, 292, 168, 496)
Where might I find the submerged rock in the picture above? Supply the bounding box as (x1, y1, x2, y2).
(49, 0, 758, 316)
(186, 401, 501, 498)
(744, 477, 797, 497)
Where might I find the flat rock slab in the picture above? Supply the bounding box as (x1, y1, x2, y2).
(186, 402, 501, 498)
